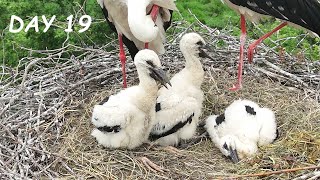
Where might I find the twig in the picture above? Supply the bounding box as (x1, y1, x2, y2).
(293, 171, 320, 180)
(223, 166, 320, 179)
(259, 58, 309, 87)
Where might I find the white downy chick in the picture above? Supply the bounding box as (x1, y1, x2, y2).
(91, 49, 170, 149)
(205, 99, 278, 163)
(149, 32, 213, 146)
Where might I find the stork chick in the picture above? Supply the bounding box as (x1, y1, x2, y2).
(149, 33, 213, 147)
(205, 99, 278, 163)
(91, 49, 170, 149)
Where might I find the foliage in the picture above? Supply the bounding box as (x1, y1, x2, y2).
(175, 0, 239, 28)
(175, 0, 319, 61)
(0, 0, 114, 66)
(0, 0, 319, 67)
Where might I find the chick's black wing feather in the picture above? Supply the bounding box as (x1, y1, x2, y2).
(149, 113, 194, 141)
(98, 125, 121, 133)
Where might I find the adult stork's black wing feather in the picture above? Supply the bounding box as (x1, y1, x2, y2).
(100, 5, 139, 59)
(228, 0, 269, 15)
(122, 37, 140, 60)
(254, 0, 320, 36)
(101, 6, 116, 32)
(163, 10, 173, 31)
(229, 0, 320, 36)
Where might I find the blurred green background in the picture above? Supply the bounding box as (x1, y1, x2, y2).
(0, 0, 319, 67)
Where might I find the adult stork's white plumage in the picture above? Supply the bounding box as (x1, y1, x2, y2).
(148, 33, 213, 147)
(97, 0, 177, 88)
(91, 49, 170, 149)
(220, 0, 320, 91)
(205, 99, 278, 163)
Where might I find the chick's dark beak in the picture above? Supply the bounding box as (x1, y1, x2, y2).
(149, 67, 171, 89)
(223, 142, 240, 163)
(199, 44, 214, 60)
(228, 148, 240, 163)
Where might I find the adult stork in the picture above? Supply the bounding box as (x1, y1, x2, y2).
(221, 0, 320, 90)
(97, 0, 177, 88)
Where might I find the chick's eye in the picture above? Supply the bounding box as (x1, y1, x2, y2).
(196, 41, 204, 46)
(94, 117, 99, 121)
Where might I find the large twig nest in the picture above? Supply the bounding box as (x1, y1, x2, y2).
(0, 21, 319, 179)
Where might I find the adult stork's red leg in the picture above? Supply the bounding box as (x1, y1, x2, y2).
(144, 5, 160, 49)
(118, 34, 127, 88)
(247, 22, 288, 63)
(230, 14, 247, 91)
